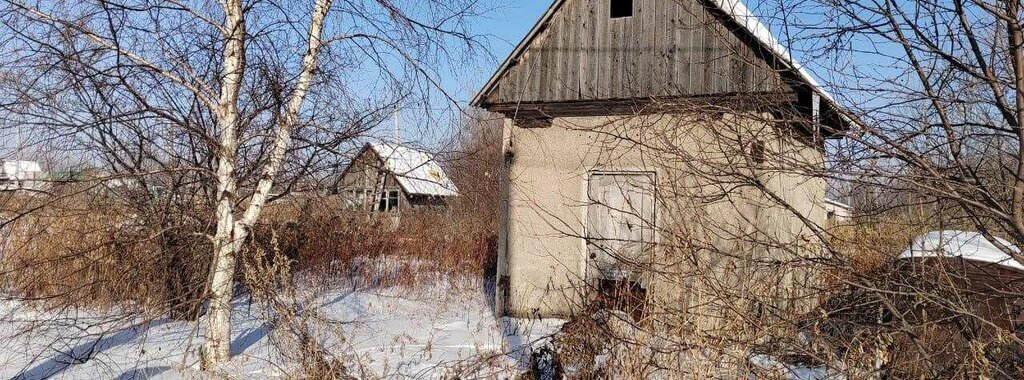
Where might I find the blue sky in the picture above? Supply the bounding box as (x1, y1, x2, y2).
(0, 1, 555, 159)
(382, 1, 552, 146)
(2, 0, 883, 161)
(457, 1, 550, 102)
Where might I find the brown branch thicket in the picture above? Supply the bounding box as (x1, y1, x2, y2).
(1, 191, 495, 305)
(258, 197, 495, 287)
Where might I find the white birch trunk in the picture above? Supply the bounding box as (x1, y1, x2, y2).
(200, 0, 333, 369)
(200, 0, 247, 369)
(237, 0, 333, 230)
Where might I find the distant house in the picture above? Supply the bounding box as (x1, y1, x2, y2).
(335, 142, 458, 212)
(0, 160, 48, 192)
(824, 198, 852, 223)
(899, 230, 1022, 271)
(102, 177, 170, 200)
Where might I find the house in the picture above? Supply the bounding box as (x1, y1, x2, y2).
(0, 160, 48, 192)
(335, 142, 459, 212)
(824, 198, 852, 223)
(472, 0, 849, 317)
(102, 176, 169, 200)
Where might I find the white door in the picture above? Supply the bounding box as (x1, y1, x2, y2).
(586, 172, 656, 285)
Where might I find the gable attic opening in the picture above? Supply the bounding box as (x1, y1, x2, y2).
(610, 0, 633, 18)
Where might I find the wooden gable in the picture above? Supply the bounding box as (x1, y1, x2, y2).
(474, 0, 803, 109)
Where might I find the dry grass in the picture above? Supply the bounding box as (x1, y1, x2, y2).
(0, 193, 211, 314)
(0, 190, 495, 314)
(0, 192, 496, 377)
(827, 219, 925, 278)
(241, 198, 497, 378)
(259, 198, 495, 290)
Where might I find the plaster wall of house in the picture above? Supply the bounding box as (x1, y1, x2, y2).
(496, 112, 827, 318)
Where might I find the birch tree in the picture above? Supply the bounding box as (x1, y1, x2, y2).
(200, 0, 333, 367)
(1, 0, 485, 370)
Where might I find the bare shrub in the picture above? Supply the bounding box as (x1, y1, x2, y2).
(810, 251, 1024, 379)
(826, 218, 926, 287)
(242, 231, 352, 379)
(231, 195, 500, 377)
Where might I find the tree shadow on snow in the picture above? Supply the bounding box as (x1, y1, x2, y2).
(13, 318, 172, 379)
(116, 366, 172, 380)
(501, 318, 533, 370)
(231, 322, 272, 356)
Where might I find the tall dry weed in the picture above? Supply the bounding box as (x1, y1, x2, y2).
(1, 192, 211, 316)
(257, 198, 495, 290)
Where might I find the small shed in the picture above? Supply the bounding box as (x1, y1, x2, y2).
(899, 230, 1022, 271)
(335, 142, 458, 212)
(0, 160, 47, 192)
(817, 231, 1024, 378)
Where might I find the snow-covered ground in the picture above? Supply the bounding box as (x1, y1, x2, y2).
(0, 277, 564, 379)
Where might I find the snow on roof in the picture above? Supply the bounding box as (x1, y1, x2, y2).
(824, 198, 851, 209)
(472, 0, 841, 110)
(369, 142, 459, 197)
(710, 0, 834, 104)
(899, 230, 1024, 272)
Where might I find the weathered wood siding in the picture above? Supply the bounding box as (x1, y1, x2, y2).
(336, 149, 407, 211)
(336, 148, 451, 211)
(479, 0, 788, 105)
